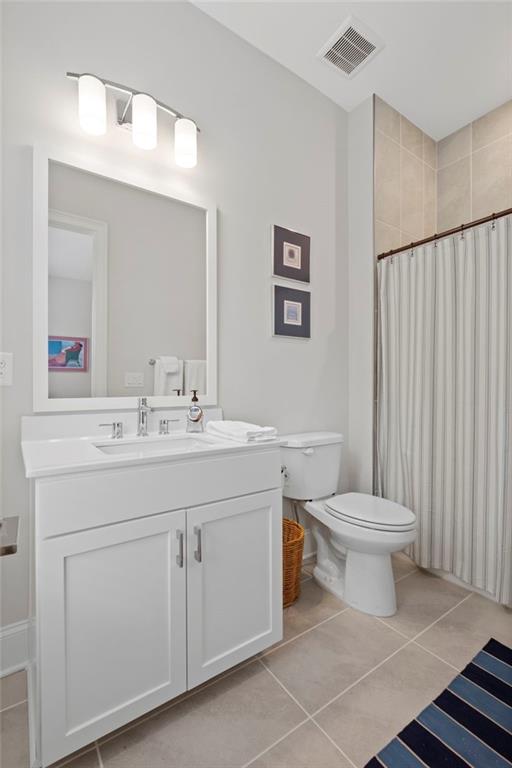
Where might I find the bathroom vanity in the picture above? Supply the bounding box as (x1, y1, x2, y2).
(23, 427, 283, 767)
(24, 145, 284, 767)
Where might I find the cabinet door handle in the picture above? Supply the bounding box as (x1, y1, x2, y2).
(194, 526, 202, 563)
(176, 529, 184, 568)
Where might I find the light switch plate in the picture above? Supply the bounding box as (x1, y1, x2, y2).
(124, 372, 144, 388)
(0, 353, 13, 386)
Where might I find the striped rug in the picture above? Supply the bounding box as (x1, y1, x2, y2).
(365, 638, 512, 767)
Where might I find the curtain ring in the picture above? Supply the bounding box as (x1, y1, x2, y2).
(460, 224, 464, 240)
(491, 213, 496, 231)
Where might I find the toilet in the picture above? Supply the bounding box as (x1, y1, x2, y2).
(280, 432, 417, 617)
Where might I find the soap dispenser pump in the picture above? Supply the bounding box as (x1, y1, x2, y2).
(186, 390, 204, 433)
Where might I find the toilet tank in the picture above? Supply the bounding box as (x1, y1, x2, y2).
(280, 432, 344, 500)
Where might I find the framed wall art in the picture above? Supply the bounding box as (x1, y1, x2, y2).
(273, 285, 310, 339)
(48, 336, 89, 371)
(272, 225, 310, 283)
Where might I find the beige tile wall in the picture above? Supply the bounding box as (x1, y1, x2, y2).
(437, 99, 512, 231)
(374, 96, 437, 256)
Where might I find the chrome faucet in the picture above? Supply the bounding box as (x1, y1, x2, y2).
(137, 397, 153, 437)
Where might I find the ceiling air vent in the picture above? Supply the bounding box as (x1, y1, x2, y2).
(317, 16, 384, 78)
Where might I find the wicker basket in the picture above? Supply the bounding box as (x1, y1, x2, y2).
(282, 518, 305, 608)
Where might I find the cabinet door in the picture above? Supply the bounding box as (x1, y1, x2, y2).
(38, 510, 187, 767)
(187, 489, 282, 688)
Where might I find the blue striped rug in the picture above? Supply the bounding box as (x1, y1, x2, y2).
(365, 638, 512, 767)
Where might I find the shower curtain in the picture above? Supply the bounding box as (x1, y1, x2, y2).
(377, 214, 512, 606)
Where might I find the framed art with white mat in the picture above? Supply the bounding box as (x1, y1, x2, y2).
(272, 285, 310, 339)
(272, 225, 310, 284)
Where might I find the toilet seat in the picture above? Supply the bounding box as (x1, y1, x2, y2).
(325, 493, 416, 532)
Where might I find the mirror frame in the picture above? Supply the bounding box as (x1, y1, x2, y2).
(33, 145, 217, 412)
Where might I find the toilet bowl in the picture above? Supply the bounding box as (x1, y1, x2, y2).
(280, 433, 417, 617)
(304, 494, 416, 616)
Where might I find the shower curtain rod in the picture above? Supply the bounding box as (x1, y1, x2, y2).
(377, 205, 512, 261)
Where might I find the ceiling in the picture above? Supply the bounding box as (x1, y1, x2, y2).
(192, 1, 512, 140)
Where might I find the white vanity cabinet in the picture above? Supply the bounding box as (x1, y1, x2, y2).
(30, 446, 283, 767)
(187, 490, 282, 688)
(38, 510, 188, 763)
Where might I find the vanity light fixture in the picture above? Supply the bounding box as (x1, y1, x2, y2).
(174, 117, 197, 168)
(77, 75, 107, 136)
(67, 72, 199, 165)
(132, 93, 157, 150)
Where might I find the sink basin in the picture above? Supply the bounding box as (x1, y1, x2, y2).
(94, 434, 215, 457)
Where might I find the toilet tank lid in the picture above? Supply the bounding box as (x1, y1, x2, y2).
(279, 431, 344, 448)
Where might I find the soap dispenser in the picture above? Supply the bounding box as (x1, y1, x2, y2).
(186, 390, 204, 433)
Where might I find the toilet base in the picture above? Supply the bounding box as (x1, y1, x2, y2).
(312, 563, 346, 603)
(311, 518, 401, 617)
(344, 550, 396, 617)
(312, 544, 396, 616)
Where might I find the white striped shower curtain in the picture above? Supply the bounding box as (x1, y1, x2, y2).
(377, 214, 512, 606)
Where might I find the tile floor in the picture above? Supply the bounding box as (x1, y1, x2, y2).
(2, 553, 511, 768)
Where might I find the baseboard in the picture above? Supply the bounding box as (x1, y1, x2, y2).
(0, 620, 30, 677)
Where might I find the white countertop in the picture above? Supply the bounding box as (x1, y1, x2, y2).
(22, 431, 282, 479)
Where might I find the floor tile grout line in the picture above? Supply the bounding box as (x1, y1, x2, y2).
(90, 602, 350, 750)
(240, 718, 310, 768)
(378, 591, 474, 645)
(262, 606, 350, 658)
(394, 568, 419, 584)
(311, 719, 358, 768)
(412, 640, 460, 672)
(374, 616, 411, 641)
(95, 741, 104, 768)
(312, 592, 475, 718)
(0, 698, 27, 714)
(312, 638, 412, 718)
(411, 592, 474, 641)
(253, 660, 359, 768)
(96, 655, 260, 748)
(376, 617, 405, 636)
(59, 586, 476, 762)
(258, 657, 310, 717)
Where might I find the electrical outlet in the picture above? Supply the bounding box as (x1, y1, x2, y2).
(0, 353, 13, 386)
(124, 372, 144, 388)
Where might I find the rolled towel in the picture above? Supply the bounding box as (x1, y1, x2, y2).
(206, 420, 277, 443)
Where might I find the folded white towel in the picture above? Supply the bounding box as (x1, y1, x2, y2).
(153, 357, 184, 396)
(159, 356, 180, 374)
(206, 420, 278, 444)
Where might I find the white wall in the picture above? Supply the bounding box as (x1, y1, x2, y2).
(1, 2, 349, 630)
(347, 97, 375, 493)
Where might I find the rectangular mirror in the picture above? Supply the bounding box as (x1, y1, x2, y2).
(33, 147, 217, 411)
